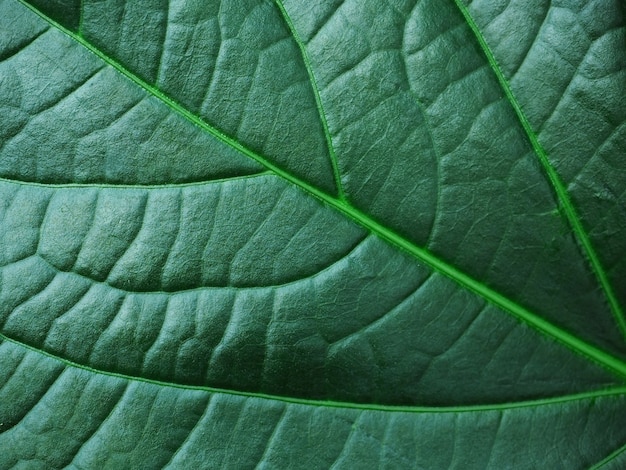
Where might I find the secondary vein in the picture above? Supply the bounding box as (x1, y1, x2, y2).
(2, 332, 626, 414)
(452, 0, 626, 341)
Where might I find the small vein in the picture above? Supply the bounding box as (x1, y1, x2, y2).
(0, 64, 103, 157)
(154, 0, 169, 87)
(142, 296, 171, 371)
(506, 1, 551, 78)
(228, 186, 285, 284)
(0, 359, 65, 435)
(101, 190, 149, 283)
(217, 399, 248, 468)
(571, 122, 626, 192)
(233, 51, 260, 139)
(162, 394, 213, 468)
(0, 25, 49, 62)
(41, 280, 93, 346)
(404, 89, 441, 247)
(536, 36, 593, 135)
(273, 0, 345, 200)
(77, 0, 84, 36)
(160, 189, 184, 287)
(307, 1, 346, 46)
(69, 189, 98, 272)
(329, 272, 433, 349)
(65, 380, 129, 466)
(72, 382, 131, 462)
(33, 189, 53, 255)
(32, 216, 367, 296)
(329, 411, 363, 469)
(254, 405, 288, 469)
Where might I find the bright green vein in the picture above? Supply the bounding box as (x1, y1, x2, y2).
(3, 332, 626, 413)
(453, 0, 626, 342)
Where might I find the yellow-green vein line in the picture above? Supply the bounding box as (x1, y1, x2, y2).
(273, 0, 346, 201)
(18, 0, 626, 379)
(452, 0, 626, 340)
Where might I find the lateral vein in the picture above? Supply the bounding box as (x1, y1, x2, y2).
(452, 0, 626, 341)
(273, 0, 346, 200)
(2, 332, 626, 414)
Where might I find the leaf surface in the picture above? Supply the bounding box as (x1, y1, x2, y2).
(1, 0, 625, 467)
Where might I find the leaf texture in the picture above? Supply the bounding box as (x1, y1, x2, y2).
(1, 0, 625, 468)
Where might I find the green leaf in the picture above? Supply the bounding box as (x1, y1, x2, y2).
(1, 0, 625, 467)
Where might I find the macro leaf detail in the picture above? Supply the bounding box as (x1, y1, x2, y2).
(1, 0, 626, 467)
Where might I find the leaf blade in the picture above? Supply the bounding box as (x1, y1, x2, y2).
(2, 0, 626, 466)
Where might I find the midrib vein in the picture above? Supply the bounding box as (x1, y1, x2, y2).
(452, 0, 626, 341)
(19, 0, 626, 379)
(2, 332, 626, 414)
